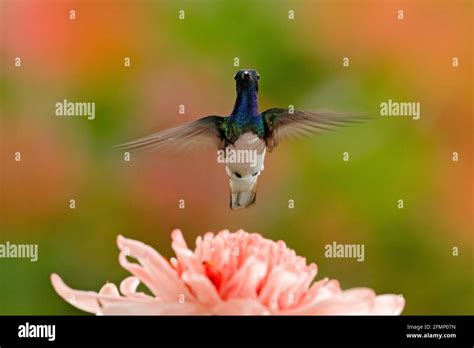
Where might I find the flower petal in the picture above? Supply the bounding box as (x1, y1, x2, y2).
(371, 294, 405, 315)
(118, 276, 153, 300)
(258, 266, 299, 311)
(99, 283, 120, 297)
(181, 271, 221, 306)
(119, 276, 140, 295)
(117, 235, 195, 302)
(51, 274, 102, 314)
(171, 229, 204, 274)
(303, 287, 377, 315)
(212, 299, 270, 315)
(279, 263, 317, 310)
(280, 278, 340, 314)
(100, 297, 210, 315)
(220, 256, 267, 300)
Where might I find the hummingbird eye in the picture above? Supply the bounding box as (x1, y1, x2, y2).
(235, 172, 242, 178)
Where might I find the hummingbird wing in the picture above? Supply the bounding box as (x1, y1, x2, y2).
(115, 116, 228, 152)
(261, 108, 365, 150)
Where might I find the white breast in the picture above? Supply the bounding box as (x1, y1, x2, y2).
(225, 132, 266, 179)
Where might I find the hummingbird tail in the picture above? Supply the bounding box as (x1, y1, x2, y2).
(230, 178, 258, 210)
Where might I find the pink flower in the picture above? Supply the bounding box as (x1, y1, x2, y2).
(51, 229, 405, 315)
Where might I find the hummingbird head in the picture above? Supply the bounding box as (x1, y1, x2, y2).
(234, 69, 260, 93)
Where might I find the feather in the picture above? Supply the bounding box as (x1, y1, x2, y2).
(261, 108, 367, 150)
(115, 116, 227, 152)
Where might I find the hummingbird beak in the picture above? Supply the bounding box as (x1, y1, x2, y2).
(241, 71, 251, 84)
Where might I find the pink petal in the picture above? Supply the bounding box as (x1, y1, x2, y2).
(341, 287, 376, 301)
(220, 256, 267, 300)
(212, 299, 270, 315)
(371, 294, 405, 315)
(99, 283, 120, 297)
(308, 288, 377, 315)
(51, 274, 102, 314)
(119, 276, 153, 300)
(100, 297, 210, 315)
(195, 232, 216, 262)
(281, 278, 340, 314)
(258, 266, 299, 311)
(181, 271, 221, 306)
(171, 229, 204, 274)
(119, 276, 140, 295)
(279, 264, 317, 310)
(117, 235, 194, 302)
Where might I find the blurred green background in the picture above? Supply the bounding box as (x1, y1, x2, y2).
(0, 0, 472, 315)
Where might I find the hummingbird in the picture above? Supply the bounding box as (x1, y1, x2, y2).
(116, 69, 363, 210)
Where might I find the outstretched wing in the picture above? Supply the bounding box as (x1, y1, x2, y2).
(115, 116, 228, 152)
(261, 108, 366, 150)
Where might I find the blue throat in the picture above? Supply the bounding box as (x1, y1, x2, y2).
(230, 88, 259, 120)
